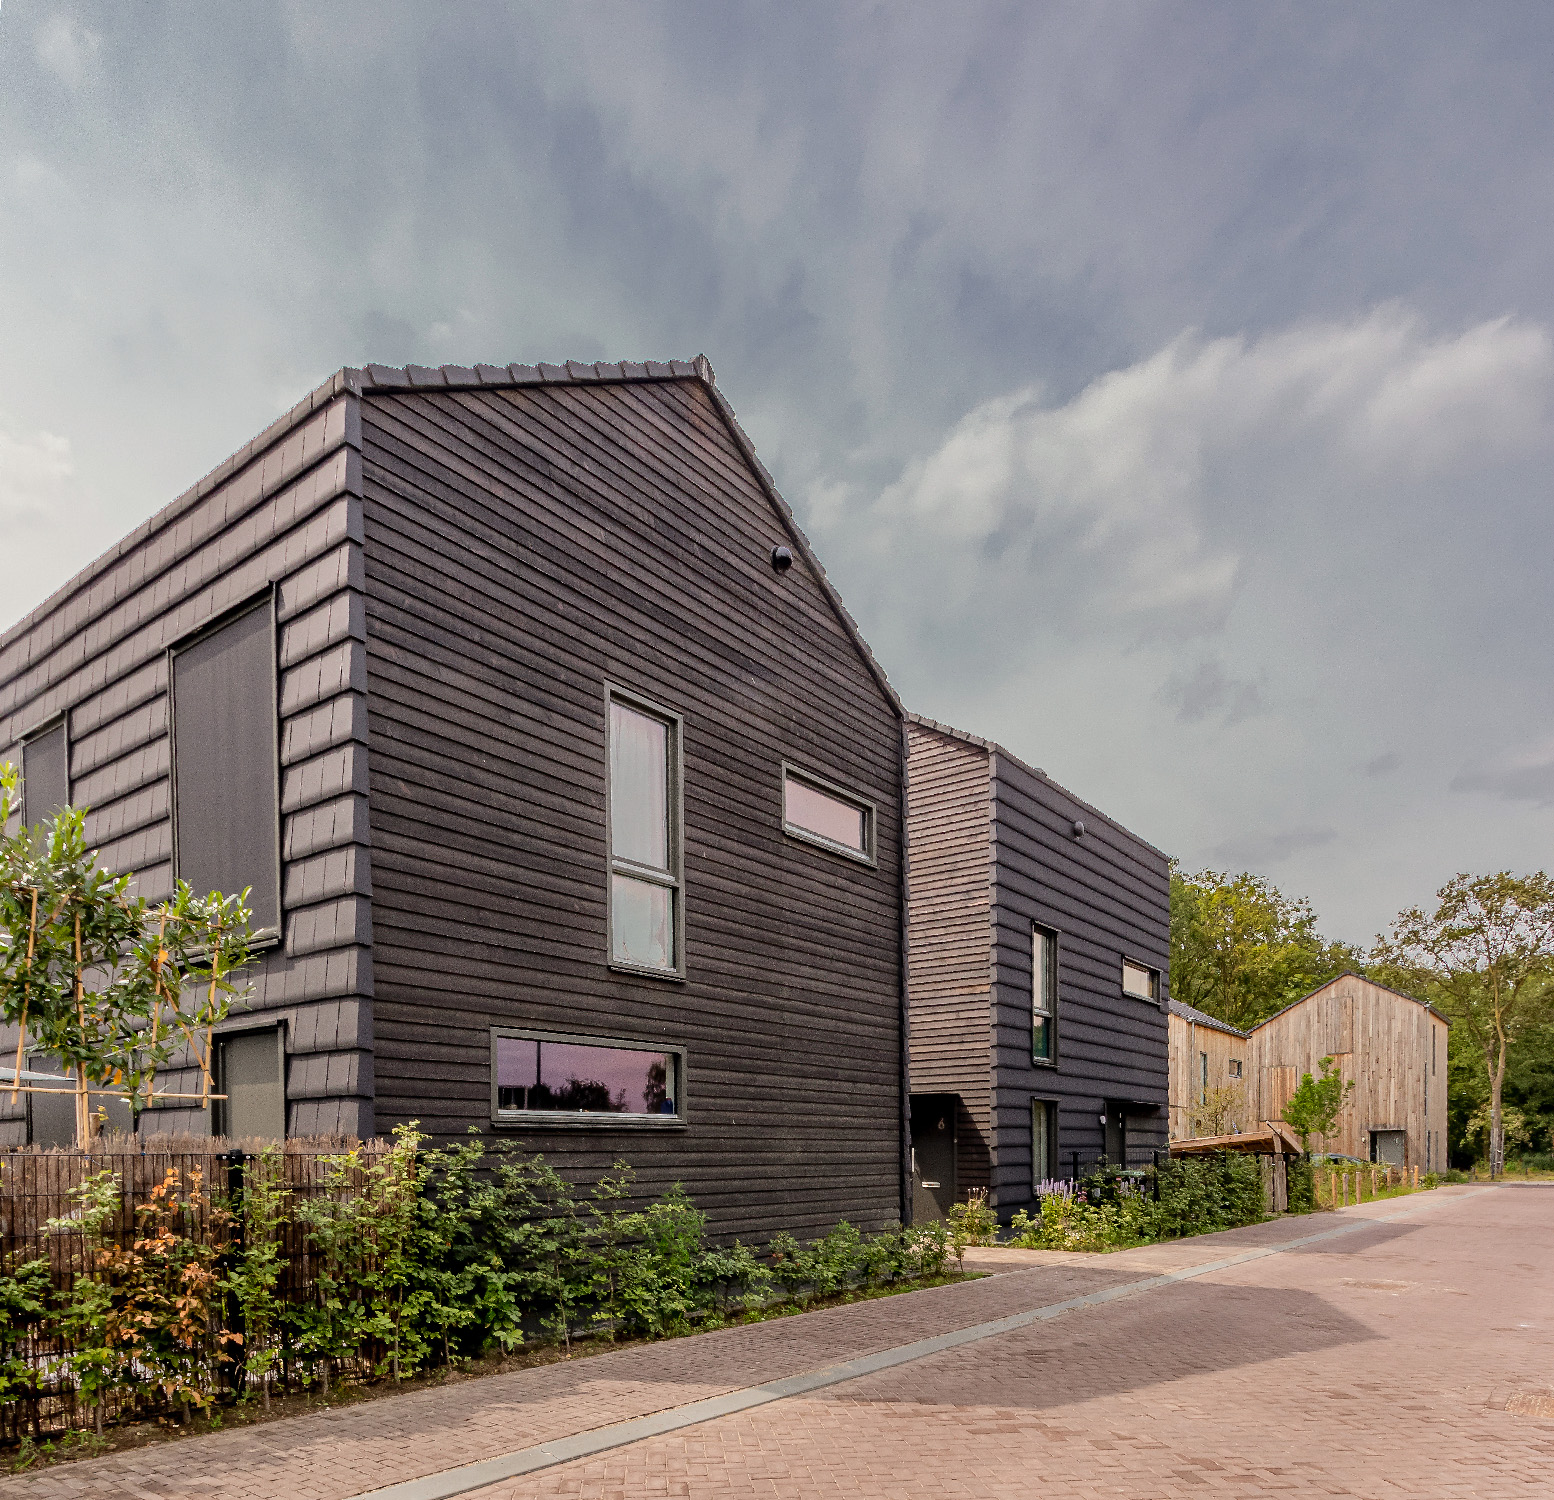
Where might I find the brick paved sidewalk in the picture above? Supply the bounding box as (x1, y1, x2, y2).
(0, 1190, 1482, 1500)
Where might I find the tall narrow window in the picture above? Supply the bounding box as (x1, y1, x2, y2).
(21, 721, 69, 829)
(171, 600, 281, 933)
(608, 691, 682, 975)
(1199, 1051, 1209, 1105)
(1031, 1098, 1056, 1190)
(1032, 926, 1058, 1062)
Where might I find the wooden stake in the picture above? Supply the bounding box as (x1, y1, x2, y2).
(10, 888, 38, 1104)
(73, 910, 88, 1146)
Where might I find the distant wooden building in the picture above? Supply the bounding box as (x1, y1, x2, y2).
(1167, 1000, 1249, 1140)
(1168, 973, 1449, 1172)
(905, 715, 1170, 1223)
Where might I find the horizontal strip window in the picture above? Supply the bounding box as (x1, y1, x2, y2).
(491, 1028, 685, 1127)
(1122, 959, 1159, 1002)
(781, 764, 876, 865)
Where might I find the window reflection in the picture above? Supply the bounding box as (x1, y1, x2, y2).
(784, 773, 868, 854)
(495, 1036, 677, 1116)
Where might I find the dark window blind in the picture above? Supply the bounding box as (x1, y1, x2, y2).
(21, 723, 69, 828)
(172, 602, 280, 932)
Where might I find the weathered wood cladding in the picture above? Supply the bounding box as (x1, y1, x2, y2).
(1244, 974, 1449, 1170)
(358, 377, 905, 1240)
(905, 718, 1171, 1218)
(0, 394, 375, 1142)
(1167, 1003, 1250, 1140)
(904, 724, 993, 1196)
(989, 752, 1170, 1206)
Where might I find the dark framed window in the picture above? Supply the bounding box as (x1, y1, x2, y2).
(1031, 1098, 1057, 1189)
(490, 1027, 686, 1127)
(1122, 959, 1159, 1003)
(1199, 1051, 1209, 1105)
(1229, 1058, 1243, 1080)
(606, 687, 684, 977)
(1032, 925, 1058, 1063)
(170, 597, 281, 936)
(781, 764, 875, 865)
(215, 1026, 286, 1140)
(21, 719, 70, 829)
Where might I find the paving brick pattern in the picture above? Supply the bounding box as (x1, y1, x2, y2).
(466, 1186, 1554, 1499)
(7, 1187, 1546, 1500)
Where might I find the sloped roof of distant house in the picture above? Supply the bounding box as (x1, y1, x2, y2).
(1, 357, 900, 719)
(1168, 999, 1250, 1039)
(1249, 971, 1450, 1030)
(906, 712, 1170, 862)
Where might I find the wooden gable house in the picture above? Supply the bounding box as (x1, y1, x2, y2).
(1168, 973, 1449, 1171)
(0, 357, 908, 1240)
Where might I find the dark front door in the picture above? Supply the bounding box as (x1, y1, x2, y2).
(911, 1094, 958, 1222)
(1104, 1100, 1128, 1166)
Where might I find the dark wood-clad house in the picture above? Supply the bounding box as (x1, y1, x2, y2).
(906, 715, 1169, 1223)
(0, 357, 909, 1240)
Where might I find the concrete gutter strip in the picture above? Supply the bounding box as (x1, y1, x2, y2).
(352, 1188, 1491, 1500)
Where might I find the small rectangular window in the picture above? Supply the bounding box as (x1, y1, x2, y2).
(171, 600, 281, 934)
(1031, 1098, 1057, 1190)
(492, 1029, 683, 1122)
(21, 721, 70, 829)
(216, 1028, 286, 1140)
(608, 691, 683, 975)
(1122, 960, 1158, 1002)
(1032, 926, 1058, 1063)
(782, 765, 874, 863)
(1229, 1058, 1243, 1080)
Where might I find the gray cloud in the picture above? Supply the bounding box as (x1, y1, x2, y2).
(1364, 752, 1402, 778)
(1159, 660, 1265, 727)
(1211, 827, 1340, 869)
(1452, 745, 1554, 806)
(3, 1, 1554, 941)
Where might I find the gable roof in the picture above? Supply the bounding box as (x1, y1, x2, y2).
(2, 357, 900, 720)
(906, 712, 1170, 861)
(1168, 999, 1250, 1038)
(1248, 971, 1450, 1030)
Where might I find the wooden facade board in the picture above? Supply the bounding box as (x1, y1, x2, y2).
(359, 378, 905, 1241)
(0, 394, 374, 1144)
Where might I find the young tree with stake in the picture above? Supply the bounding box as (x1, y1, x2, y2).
(0, 765, 256, 1137)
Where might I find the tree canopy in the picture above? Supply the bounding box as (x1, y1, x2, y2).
(1371, 870, 1554, 1175)
(1169, 866, 1365, 1031)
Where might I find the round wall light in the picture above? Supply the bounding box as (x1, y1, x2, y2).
(771, 545, 794, 573)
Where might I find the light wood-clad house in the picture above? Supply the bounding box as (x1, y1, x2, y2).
(1167, 1000, 1249, 1140)
(0, 357, 909, 1241)
(906, 716, 1171, 1224)
(1168, 973, 1449, 1172)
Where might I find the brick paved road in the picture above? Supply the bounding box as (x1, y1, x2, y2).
(7, 1185, 1549, 1500)
(466, 1185, 1554, 1500)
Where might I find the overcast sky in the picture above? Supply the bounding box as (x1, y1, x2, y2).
(3, 2, 1552, 943)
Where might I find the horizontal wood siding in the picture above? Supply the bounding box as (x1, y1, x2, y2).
(904, 724, 992, 1198)
(359, 378, 904, 1241)
(1245, 976, 1449, 1169)
(989, 752, 1171, 1209)
(0, 399, 375, 1141)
